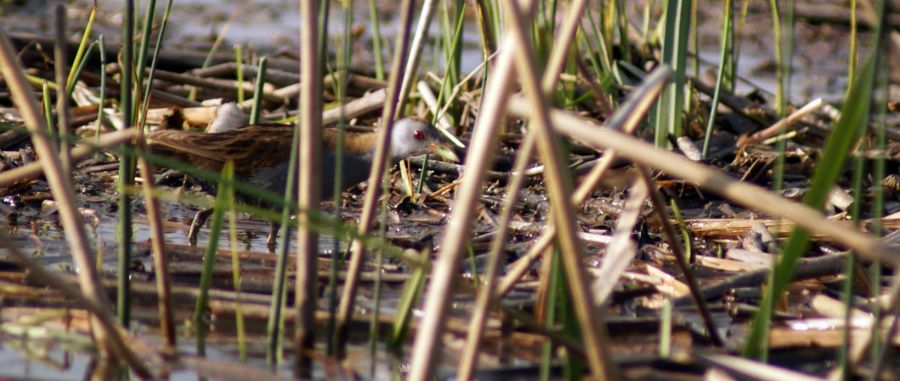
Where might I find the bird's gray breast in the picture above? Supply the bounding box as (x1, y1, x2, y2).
(246, 152, 377, 201)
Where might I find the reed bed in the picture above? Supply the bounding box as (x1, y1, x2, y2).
(0, 1, 897, 380)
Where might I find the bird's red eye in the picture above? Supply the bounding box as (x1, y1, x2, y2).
(413, 130, 425, 141)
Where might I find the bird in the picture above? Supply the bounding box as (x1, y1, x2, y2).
(146, 117, 459, 250)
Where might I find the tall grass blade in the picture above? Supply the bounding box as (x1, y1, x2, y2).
(226, 164, 246, 360)
(94, 35, 106, 148)
(742, 50, 879, 361)
(41, 81, 53, 135)
(702, 0, 733, 158)
(193, 162, 232, 356)
(117, 0, 135, 328)
(368, 0, 385, 80)
(388, 250, 429, 352)
(847, 0, 858, 89)
(65, 41, 96, 98)
(138, 0, 174, 128)
(234, 45, 245, 103)
(326, 0, 353, 356)
(249, 56, 268, 125)
(266, 121, 301, 365)
(66, 3, 96, 89)
(55, 5, 73, 172)
(133, 0, 157, 121)
(653, 0, 692, 147)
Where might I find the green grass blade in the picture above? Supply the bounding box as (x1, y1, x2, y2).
(249, 56, 268, 124)
(368, 0, 385, 80)
(389, 249, 430, 352)
(66, 4, 96, 88)
(226, 162, 246, 360)
(193, 162, 232, 356)
(742, 52, 879, 360)
(65, 41, 97, 98)
(702, 0, 733, 158)
(94, 35, 106, 148)
(117, 0, 135, 328)
(265, 122, 301, 365)
(133, 0, 157, 121)
(234, 45, 245, 103)
(653, 0, 692, 147)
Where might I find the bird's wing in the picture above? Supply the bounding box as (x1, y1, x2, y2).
(147, 125, 295, 172)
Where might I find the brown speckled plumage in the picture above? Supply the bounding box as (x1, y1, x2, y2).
(146, 117, 455, 249)
(147, 124, 382, 175)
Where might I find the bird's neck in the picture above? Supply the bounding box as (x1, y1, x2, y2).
(323, 129, 380, 160)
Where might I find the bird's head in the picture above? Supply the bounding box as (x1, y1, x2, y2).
(389, 117, 460, 162)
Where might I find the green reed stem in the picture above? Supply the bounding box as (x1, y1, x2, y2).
(249, 56, 268, 125)
(54, 4, 72, 188)
(134, 0, 157, 122)
(616, 0, 630, 62)
(193, 162, 232, 356)
(138, 0, 174, 128)
(868, 6, 889, 362)
(41, 81, 53, 135)
(847, 0, 858, 89)
(66, 5, 96, 90)
(388, 249, 429, 353)
(742, 50, 879, 361)
(327, 0, 352, 356)
(653, 0, 691, 147)
(539, 253, 560, 381)
(369, 174, 390, 377)
(660, 300, 673, 358)
(66, 42, 96, 98)
(226, 164, 246, 360)
(234, 45, 245, 103)
(768, 0, 785, 116)
(94, 35, 106, 148)
(117, 0, 135, 328)
(265, 122, 301, 365)
(702, 0, 733, 158)
(368, 0, 385, 80)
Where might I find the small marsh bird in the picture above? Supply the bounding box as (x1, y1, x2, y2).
(146, 117, 459, 249)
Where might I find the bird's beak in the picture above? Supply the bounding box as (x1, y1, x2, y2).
(430, 141, 460, 163)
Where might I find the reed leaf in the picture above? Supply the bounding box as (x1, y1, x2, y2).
(193, 162, 232, 356)
(653, 0, 692, 147)
(742, 50, 879, 360)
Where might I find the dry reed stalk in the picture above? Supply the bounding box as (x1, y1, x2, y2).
(495, 67, 671, 298)
(636, 165, 723, 345)
(54, 5, 72, 174)
(135, 136, 176, 349)
(590, 179, 646, 304)
(456, 94, 536, 381)
(0, 128, 139, 188)
(498, 1, 619, 378)
(737, 97, 824, 147)
(293, 0, 323, 375)
(334, 0, 417, 358)
(456, 0, 595, 377)
(406, 20, 521, 381)
(699, 354, 824, 381)
(0, 30, 142, 371)
(506, 97, 894, 265)
(395, 0, 438, 115)
(827, 231, 900, 380)
(0, 236, 154, 377)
